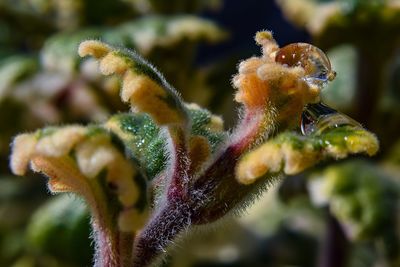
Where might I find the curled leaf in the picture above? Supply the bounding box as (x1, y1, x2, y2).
(79, 40, 188, 126)
(10, 126, 148, 266)
(236, 124, 378, 185)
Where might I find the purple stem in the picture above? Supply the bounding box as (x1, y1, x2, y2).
(167, 127, 190, 200)
(131, 111, 269, 266)
(132, 199, 191, 267)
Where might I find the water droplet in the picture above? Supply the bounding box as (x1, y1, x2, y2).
(301, 102, 362, 136)
(275, 43, 336, 88)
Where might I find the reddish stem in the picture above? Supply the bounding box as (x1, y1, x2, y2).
(166, 126, 190, 200)
(131, 110, 270, 266)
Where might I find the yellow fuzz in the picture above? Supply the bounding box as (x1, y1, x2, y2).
(232, 31, 320, 128)
(78, 40, 110, 58)
(79, 40, 186, 126)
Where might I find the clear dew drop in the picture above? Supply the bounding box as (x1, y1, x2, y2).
(301, 102, 362, 136)
(275, 43, 336, 88)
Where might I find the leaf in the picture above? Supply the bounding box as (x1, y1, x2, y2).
(236, 124, 378, 185)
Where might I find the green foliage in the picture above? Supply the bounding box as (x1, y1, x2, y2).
(27, 195, 93, 266)
(309, 160, 399, 261)
(108, 106, 227, 180)
(312, 160, 398, 237)
(41, 16, 225, 74)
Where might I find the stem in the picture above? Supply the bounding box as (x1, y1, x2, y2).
(118, 232, 134, 267)
(190, 145, 267, 224)
(231, 110, 271, 153)
(166, 126, 190, 200)
(93, 224, 118, 267)
(190, 110, 272, 223)
(131, 111, 270, 266)
(318, 209, 349, 267)
(132, 199, 191, 267)
(92, 214, 134, 267)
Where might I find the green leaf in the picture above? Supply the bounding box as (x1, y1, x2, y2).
(27, 195, 93, 266)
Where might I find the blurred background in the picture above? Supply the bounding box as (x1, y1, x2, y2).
(0, 0, 399, 266)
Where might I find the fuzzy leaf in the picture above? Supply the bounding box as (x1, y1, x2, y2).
(79, 40, 188, 125)
(10, 125, 148, 266)
(105, 105, 227, 180)
(236, 125, 378, 185)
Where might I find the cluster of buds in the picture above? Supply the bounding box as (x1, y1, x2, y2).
(10, 31, 378, 267)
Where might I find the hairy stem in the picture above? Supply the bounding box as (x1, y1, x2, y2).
(131, 111, 271, 266)
(93, 223, 118, 267)
(132, 200, 191, 267)
(118, 232, 135, 267)
(166, 126, 190, 200)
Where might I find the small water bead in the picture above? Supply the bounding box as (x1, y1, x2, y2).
(275, 43, 336, 88)
(301, 102, 362, 136)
